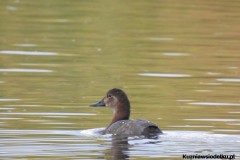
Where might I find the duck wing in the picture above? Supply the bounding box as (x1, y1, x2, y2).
(104, 119, 162, 138)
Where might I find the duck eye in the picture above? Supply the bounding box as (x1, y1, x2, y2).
(107, 94, 112, 98)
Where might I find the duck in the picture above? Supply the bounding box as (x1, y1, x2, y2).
(90, 88, 162, 138)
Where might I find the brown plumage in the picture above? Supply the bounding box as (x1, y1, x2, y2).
(90, 88, 162, 138)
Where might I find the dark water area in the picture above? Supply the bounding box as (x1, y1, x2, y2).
(0, 0, 240, 159)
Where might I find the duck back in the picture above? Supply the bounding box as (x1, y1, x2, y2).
(104, 119, 162, 138)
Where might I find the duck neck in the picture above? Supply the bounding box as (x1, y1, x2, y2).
(108, 103, 130, 127)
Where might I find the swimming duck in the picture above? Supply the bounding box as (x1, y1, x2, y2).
(90, 88, 162, 138)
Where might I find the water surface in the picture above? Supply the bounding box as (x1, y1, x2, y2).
(0, 0, 240, 159)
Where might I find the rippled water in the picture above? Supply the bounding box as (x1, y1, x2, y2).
(0, 129, 239, 159)
(1, 0, 240, 159)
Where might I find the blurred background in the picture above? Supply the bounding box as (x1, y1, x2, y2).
(0, 0, 239, 159)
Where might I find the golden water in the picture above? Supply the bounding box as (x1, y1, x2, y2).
(0, 0, 240, 159)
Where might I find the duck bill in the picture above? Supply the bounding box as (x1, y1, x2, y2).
(90, 99, 105, 107)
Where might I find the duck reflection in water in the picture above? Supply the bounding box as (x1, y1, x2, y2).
(90, 88, 162, 138)
(105, 137, 129, 160)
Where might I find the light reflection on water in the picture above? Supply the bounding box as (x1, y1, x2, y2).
(148, 37, 175, 41)
(162, 52, 189, 56)
(0, 129, 239, 159)
(0, 68, 53, 73)
(0, 112, 96, 116)
(14, 44, 37, 47)
(0, 50, 57, 56)
(185, 119, 240, 122)
(0, 98, 20, 101)
(139, 73, 192, 78)
(217, 78, 240, 83)
(1, 0, 240, 159)
(188, 102, 240, 106)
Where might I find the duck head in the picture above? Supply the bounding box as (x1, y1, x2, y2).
(90, 88, 131, 125)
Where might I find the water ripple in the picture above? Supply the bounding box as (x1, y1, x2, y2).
(149, 37, 175, 41)
(0, 68, 53, 73)
(139, 73, 192, 78)
(216, 78, 240, 82)
(0, 50, 57, 56)
(188, 102, 240, 106)
(0, 112, 96, 116)
(14, 44, 37, 47)
(0, 98, 20, 101)
(185, 118, 240, 122)
(162, 52, 189, 56)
